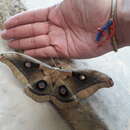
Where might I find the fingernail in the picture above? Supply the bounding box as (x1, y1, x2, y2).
(1, 30, 7, 34)
(24, 51, 28, 55)
(1, 30, 7, 39)
(3, 17, 13, 28)
(24, 51, 32, 56)
(8, 41, 12, 47)
(3, 24, 7, 29)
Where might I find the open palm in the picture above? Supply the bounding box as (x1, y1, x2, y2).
(1, 0, 113, 59)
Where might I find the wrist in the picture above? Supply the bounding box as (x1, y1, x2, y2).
(116, 0, 130, 48)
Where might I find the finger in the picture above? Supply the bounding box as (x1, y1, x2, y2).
(24, 46, 59, 58)
(8, 35, 50, 50)
(1, 22, 49, 40)
(4, 8, 49, 29)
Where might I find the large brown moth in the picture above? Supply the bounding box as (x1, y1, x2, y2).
(0, 51, 113, 130)
(0, 0, 114, 129)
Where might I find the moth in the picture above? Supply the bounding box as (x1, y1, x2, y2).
(0, 0, 114, 129)
(0, 52, 113, 130)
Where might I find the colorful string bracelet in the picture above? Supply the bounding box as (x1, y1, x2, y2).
(96, 0, 118, 52)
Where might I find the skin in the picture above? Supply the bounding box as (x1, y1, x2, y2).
(0, 0, 129, 59)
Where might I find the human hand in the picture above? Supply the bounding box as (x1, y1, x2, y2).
(1, 0, 121, 59)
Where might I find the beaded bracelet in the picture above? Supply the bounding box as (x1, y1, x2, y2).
(96, 0, 118, 52)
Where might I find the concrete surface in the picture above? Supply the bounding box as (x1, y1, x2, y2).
(0, 0, 130, 130)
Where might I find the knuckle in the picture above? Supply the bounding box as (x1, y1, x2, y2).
(31, 37, 37, 48)
(28, 24, 35, 36)
(18, 39, 22, 49)
(33, 49, 38, 56)
(9, 29, 15, 38)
